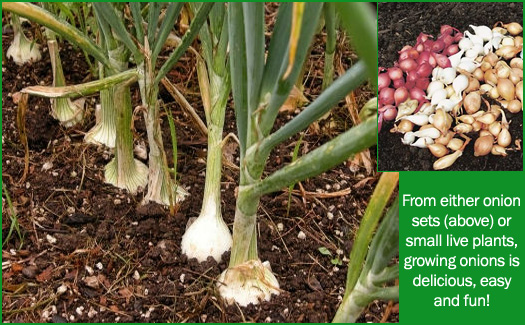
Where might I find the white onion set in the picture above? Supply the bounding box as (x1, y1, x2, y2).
(381, 22, 523, 170)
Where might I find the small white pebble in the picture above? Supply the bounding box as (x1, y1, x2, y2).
(56, 284, 68, 295)
(148, 242, 153, 247)
(131, 221, 138, 226)
(336, 249, 344, 255)
(144, 288, 149, 296)
(327, 212, 334, 220)
(114, 199, 121, 205)
(333, 183, 341, 190)
(297, 231, 306, 240)
(277, 223, 284, 232)
(115, 316, 120, 322)
(283, 308, 289, 316)
(46, 234, 57, 244)
(125, 235, 131, 239)
(69, 315, 75, 321)
(42, 161, 53, 171)
(265, 316, 272, 322)
(70, 171, 77, 177)
(333, 266, 340, 272)
(180, 273, 186, 283)
(133, 270, 140, 281)
(201, 315, 208, 322)
(325, 184, 331, 190)
(75, 306, 84, 315)
(52, 171, 59, 177)
(67, 206, 75, 214)
(85, 265, 94, 275)
(96, 262, 103, 270)
(87, 307, 98, 318)
(25, 182, 31, 189)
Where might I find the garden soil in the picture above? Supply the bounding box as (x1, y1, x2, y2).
(378, 2, 523, 171)
(1, 7, 395, 323)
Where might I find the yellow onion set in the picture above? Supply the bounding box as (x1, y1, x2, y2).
(390, 22, 523, 170)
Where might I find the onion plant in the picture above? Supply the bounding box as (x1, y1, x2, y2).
(4, 2, 213, 201)
(6, 13, 41, 66)
(181, 3, 232, 262)
(40, 2, 85, 127)
(46, 32, 85, 127)
(92, 2, 213, 205)
(3, 3, 147, 193)
(218, 2, 377, 306)
(333, 173, 399, 323)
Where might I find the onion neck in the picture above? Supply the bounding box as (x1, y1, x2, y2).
(200, 123, 223, 220)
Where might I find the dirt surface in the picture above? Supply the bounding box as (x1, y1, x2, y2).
(378, 2, 523, 171)
(2, 7, 396, 323)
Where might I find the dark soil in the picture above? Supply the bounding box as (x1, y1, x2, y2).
(2, 7, 396, 324)
(378, 2, 523, 171)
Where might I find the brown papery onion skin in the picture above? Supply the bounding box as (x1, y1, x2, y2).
(497, 78, 515, 101)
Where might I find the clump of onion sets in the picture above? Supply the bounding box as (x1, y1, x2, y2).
(380, 22, 523, 170)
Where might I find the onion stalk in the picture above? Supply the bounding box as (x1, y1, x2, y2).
(221, 2, 377, 306)
(333, 173, 399, 323)
(47, 38, 84, 127)
(104, 85, 148, 193)
(181, 4, 232, 263)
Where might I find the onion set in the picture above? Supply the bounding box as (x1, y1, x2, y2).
(381, 21, 523, 170)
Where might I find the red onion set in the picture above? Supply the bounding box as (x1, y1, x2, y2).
(378, 25, 463, 130)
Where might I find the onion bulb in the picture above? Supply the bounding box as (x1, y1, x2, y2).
(428, 143, 449, 158)
(489, 122, 501, 137)
(401, 114, 429, 126)
(379, 88, 395, 105)
(402, 132, 416, 145)
(497, 78, 515, 101)
(447, 138, 464, 151)
(388, 67, 403, 80)
(394, 87, 409, 106)
(489, 86, 500, 99)
(397, 119, 414, 133)
(474, 135, 494, 156)
(510, 58, 523, 70)
(516, 81, 523, 102)
(464, 92, 481, 115)
(452, 74, 468, 96)
(502, 22, 523, 36)
(465, 77, 480, 93)
(414, 127, 441, 139)
(433, 150, 462, 170)
(436, 131, 454, 146)
(427, 80, 445, 97)
(496, 45, 522, 60)
(497, 127, 512, 147)
(411, 137, 434, 148)
(495, 61, 511, 79)
(491, 145, 508, 156)
(509, 68, 522, 84)
(507, 99, 522, 113)
(454, 123, 473, 133)
(378, 73, 391, 91)
(476, 112, 496, 125)
(395, 99, 418, 121)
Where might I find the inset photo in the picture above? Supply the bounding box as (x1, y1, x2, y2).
(378, 2, 523, 171)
